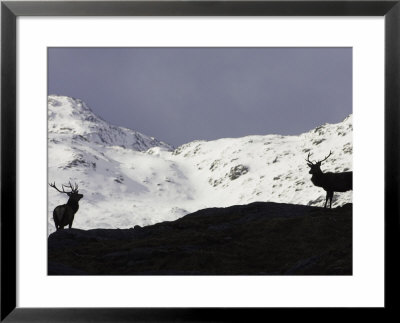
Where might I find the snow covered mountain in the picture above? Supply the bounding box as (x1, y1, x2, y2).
(48, 95, 172, 151)
(48, 95, 352, 234)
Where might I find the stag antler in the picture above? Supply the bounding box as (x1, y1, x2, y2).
(49, 181, 79, 194)
(306, 151, 333, 166)
(306, 152, 315, 166)
(62, 181, 79, 193)
(319, 151, 333, 163)
(49, 182, 69, 194)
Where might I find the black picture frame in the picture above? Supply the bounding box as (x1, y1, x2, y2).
(1, 0, 399, 321)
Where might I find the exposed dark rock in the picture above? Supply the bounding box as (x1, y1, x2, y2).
(343, 143, 352, 154)
(228, 165, 249, 180)
(313, 138, 326, 145)
(209, 159, 221, 171)
(114, 175, 124, 184)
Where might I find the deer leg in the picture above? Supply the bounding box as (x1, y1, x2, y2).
(328, 191, 334, 208)
(324, 193, 329, 208)
(69, 217, 74, 229)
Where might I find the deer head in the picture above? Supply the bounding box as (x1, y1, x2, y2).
(49, 181, 83, 202)
(306, 151, 332, 175)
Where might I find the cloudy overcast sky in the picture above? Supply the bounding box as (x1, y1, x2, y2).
(48, 47, 352, 147)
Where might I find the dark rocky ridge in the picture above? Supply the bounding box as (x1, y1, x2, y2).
(48, 202, 352, 275)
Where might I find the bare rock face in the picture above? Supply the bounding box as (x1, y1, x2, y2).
(228, 165, 249, 180)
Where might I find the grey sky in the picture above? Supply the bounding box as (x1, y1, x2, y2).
(48, 47, 352, 147)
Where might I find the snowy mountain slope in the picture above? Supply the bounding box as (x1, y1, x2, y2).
(169, 116, 352, 209)
(48, 95, 352, 234)
(48, 95, 173, 151)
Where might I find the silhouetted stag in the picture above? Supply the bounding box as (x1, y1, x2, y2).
(49, 182, 83, 230)
(306, 151, 352, 208)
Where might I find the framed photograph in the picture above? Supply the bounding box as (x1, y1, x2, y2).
(44, 45, 356, 279)
(1, 0, 399, 321)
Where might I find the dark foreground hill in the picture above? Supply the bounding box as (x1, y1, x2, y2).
(48, 202, 352, 275)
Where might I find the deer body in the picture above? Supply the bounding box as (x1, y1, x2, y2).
(310, 170, 352, 192)
(53, 198, 80, 230)
(306, 151, 352, 208)
(50, 182, 83, 230)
